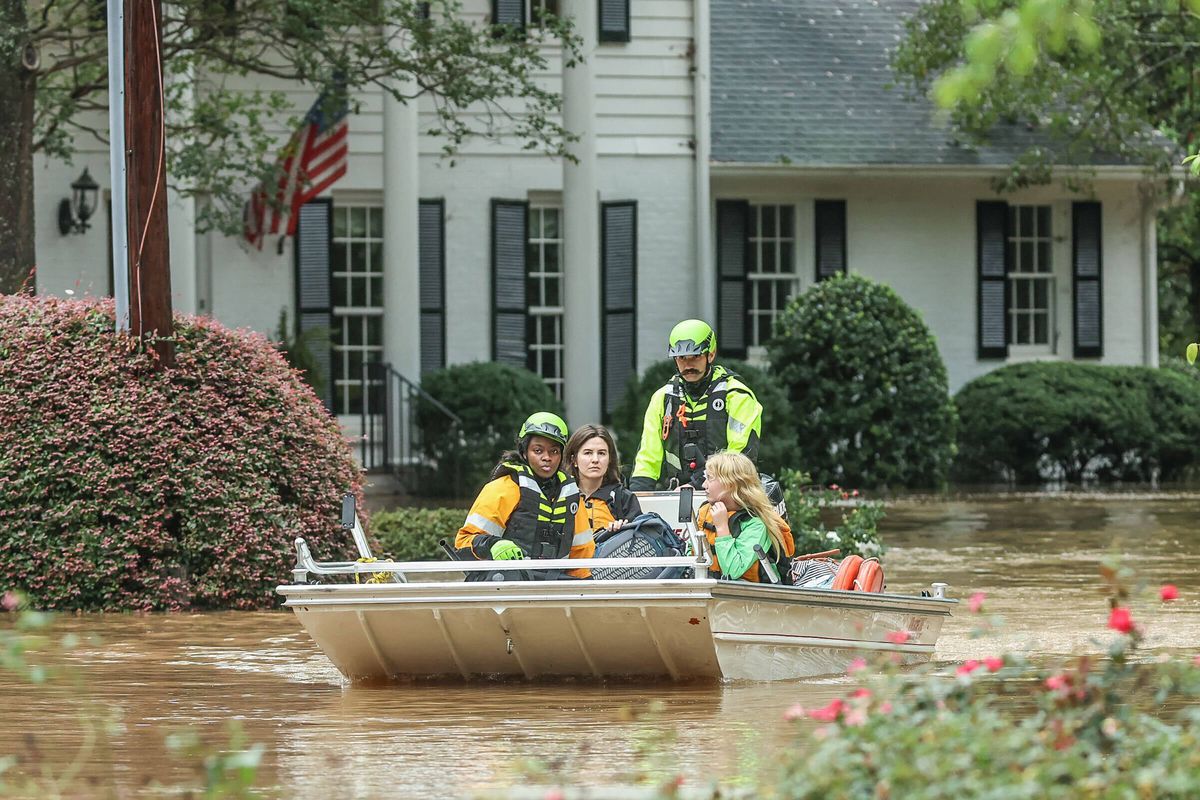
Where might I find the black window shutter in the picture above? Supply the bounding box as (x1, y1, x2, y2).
(715, 199, 750, 359)
(814, 200, 847, 280)
(598, 0, 630, 42)
(977, 201, 1009, 359)
(601, 201, 637, 420)
(492, 0, 525, 32)
(1073, 202, 1103, 358)
(419, 199, 445, 376)
(492, 199, 529, 366)
(294, 199, 333, 409)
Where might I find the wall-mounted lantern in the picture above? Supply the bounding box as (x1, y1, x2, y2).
(57, 167, 100, 235)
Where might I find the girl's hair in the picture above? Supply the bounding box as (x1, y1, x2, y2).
(705, 451, 788, 558)
(563, 424, 623, 487)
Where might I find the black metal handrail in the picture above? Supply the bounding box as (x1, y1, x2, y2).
(359, 362, 461, 494)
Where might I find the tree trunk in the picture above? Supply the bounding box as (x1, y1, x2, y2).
(0, 0, 37, 294)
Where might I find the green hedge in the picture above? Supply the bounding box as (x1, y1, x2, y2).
(0, 295, 362, 611)
(370, 507, 466, 561)
(415, 362, 563, 496)
(954, 361, 1200, 483)
(609, 358, 798, 476)
(768, 274, 957, 489)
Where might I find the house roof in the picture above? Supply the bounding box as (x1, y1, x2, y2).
(709, 0, 1135, 168)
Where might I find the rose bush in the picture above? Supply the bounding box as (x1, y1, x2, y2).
(0, 295, 362, 611)
(770, 566, 1200, 799)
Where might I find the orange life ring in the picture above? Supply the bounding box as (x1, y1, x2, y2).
(854, 558, 884, 593)
(831, 555, 863, 591)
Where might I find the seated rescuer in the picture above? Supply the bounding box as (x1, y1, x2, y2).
(563, 425, 643, 578)
(698, 451, 794, 582)
(454, 412, 587, 578)
(629, 319, 763, 491)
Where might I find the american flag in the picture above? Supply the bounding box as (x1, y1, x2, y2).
(244, 83, 349, 250)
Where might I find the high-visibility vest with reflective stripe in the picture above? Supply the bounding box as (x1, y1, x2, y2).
(494, 462, 580, 559)
(661, 366, 746, 480)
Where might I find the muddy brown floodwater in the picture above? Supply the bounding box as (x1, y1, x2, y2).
(4, 492, 1199, 798)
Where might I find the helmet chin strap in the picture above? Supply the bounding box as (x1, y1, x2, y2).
(678, 356, 715, 396)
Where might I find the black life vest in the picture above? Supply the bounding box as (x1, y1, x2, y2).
(495, 462, 580, 559)
(660, 365, 739, 482)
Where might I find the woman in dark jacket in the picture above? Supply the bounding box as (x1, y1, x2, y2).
(563, 425, 642, 575)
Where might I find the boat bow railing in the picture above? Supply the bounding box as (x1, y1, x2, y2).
(289, 525, 714, 585)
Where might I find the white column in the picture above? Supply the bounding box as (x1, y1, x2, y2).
(382, 72, 421, 381)
(1141, 190, 1159, 367)
(167, 189, 197, 315)
(164, 47, 197, 316)
(562, 0, 600, 425)
(693, 0, 714, 323)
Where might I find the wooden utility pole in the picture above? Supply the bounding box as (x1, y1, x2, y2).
(123, 0, 174, 366)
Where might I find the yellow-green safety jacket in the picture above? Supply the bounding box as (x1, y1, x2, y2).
(629, 365, 762, 490)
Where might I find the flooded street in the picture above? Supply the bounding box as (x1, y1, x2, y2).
(5, 493, 1200, 798)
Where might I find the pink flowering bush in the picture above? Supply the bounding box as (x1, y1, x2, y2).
(772, 567, 1200, 798)
(0, 295, 362, 610)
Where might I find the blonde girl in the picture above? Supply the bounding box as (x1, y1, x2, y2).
(700, 451, 793, 582)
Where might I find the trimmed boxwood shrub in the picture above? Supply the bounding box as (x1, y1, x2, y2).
(370, 507, 466, 561)
(768, 274, 957, 489)
(609, 358, 798, 477)
(416, 362, 563, 496)
(0, 295, 362, 611)
(954, 361, 1200, 483)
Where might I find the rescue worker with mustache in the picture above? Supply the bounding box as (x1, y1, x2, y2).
(628, 319, 763, 491)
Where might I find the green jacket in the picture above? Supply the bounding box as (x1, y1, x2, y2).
(629, 364, 762, 490)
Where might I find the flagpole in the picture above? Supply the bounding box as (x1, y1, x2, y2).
(107, 0, 130, 333)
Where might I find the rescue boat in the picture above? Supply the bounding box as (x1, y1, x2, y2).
(276, 491, 954, 682)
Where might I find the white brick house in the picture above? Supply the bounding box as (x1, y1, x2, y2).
(32, 0, 1162, 435)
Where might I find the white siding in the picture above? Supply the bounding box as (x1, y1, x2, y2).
(712, 174, 1153, 393)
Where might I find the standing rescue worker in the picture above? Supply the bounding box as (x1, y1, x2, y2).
(455, 412, 587, 577)
(629, 319, 762, 491)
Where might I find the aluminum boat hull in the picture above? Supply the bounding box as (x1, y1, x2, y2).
(278, 578, 951, 681)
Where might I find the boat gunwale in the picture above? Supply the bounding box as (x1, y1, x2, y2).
(276, 579, 955, 616)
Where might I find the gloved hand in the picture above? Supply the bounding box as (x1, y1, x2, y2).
(490, 540, 525, 561)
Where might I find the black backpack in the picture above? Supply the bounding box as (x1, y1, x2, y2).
(591, 512, 689, 580)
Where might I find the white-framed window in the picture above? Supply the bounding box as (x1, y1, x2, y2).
(748, 204, 797, 347)
(330, 204, 385, 415)
(530, 0, 559, 25)
(527, 205, 564, 400)
(1007, 205, 1054, 351)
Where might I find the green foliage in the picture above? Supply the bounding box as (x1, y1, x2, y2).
(893, 0, 1200, 360)
(0, 295, 363, 611)
(164, 724, 265, 799)
(768, 567, 1200, 799)
(1158, 203, 1200, 359)
(768, 274, 958, 489)
(415, 361, 564, 496)
(273, 307, 329, 398)
(609, 358, 798, 477)
(954, 361, 1200, 483)
(893, 0, 1200, 362)
(894, 0, 1194, 170)
(370, 507, 466, 561)
(780, 470, 886, 559)
(15, 0, 581, 246)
